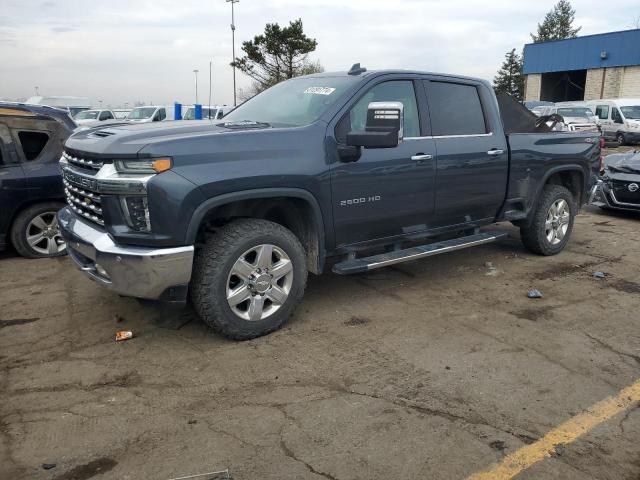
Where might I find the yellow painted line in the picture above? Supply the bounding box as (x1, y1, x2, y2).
(467, 378, 640, 480)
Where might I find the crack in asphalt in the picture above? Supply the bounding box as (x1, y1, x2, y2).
(585, 333, 640, 366)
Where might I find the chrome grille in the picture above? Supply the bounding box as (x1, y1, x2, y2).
(62, 177, 104, 226)
(611, 180, 640, 204)
(62, 150, 104, 171)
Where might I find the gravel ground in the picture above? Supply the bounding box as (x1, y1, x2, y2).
(1, 186, 640, 479)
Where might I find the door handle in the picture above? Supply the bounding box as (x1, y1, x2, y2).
(411, 154, 433, 161)
(487, 149, 504, 156)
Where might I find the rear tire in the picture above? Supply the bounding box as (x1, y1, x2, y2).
(191, 219, 307, 340)
(10, 202, 67, 258)
(520, 185, 576, 256)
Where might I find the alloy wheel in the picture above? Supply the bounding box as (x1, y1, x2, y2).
(25, 212, 66, 256)
(226, 244, 293, 321)
(544, 199, 570, 245)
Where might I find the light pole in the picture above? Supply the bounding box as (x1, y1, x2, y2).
(193, 69, 199, 104)
(226, 0, 239, 106)
(99, 100, 103, 108)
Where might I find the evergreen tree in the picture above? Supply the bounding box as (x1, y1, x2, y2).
(531, 0, 581, 43)
(232, 19, 321, 92)
(493, 48, 524, 100)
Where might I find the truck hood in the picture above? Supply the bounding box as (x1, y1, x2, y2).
(65, 120, 275, 156)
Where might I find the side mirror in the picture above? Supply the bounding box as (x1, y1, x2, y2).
(346, 101, 404, 149)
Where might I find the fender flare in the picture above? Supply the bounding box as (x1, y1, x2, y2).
(185, 187, 326, 271)
(533, 164, 588, 208)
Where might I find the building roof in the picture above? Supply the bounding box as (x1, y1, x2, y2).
(523, 29, 640, 75)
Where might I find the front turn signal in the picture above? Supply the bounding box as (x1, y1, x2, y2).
(152, 157, 172, 173)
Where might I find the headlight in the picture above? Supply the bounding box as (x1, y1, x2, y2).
(114, 157, 172, 174)
(120, 195, 151, 232)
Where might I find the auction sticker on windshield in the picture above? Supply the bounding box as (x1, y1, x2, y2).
(304, 87, 336, 95)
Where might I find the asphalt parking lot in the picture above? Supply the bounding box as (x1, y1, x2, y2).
(2, 171, 640, 478)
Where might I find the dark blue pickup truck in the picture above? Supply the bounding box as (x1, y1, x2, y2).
(57, 66, 600, 339)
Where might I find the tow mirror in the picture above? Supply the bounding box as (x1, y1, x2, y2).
(346, 102, 404, 149)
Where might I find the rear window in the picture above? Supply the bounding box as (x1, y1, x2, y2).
(18, 131, 49, 161)
(427, 82, 487, 136)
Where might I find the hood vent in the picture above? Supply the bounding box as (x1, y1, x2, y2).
(90, 130, 116, 138)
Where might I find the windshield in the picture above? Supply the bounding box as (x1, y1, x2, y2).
(74, 110, 99, 120)
(128, 107, 156, 119)
(557, 107, 593, 119)
(223, 76, 358, 127)
(621, 106, 640, 120)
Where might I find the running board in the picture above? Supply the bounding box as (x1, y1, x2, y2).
(332, 231, 508, 275)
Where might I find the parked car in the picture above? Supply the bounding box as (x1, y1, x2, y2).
(26, 96, 91, 117)
(0, 102, 73, 258)
(73, 109, 116, 125)
(183, 106, 227, 120)
(591, 150, 640, 212)
(524, 100, 554, 115)
(586, 98, 640, 146)
(125, 105, 179, 123)
(533, 105, 599, 132)
(57, 65, 600, 339)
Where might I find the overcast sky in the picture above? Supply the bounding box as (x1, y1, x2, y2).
(1, 0, 638, 107)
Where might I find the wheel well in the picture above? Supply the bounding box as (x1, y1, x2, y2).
(8, 198, 65, 235)
(195, 197, 322, 274)
(545, 170, 584, 204)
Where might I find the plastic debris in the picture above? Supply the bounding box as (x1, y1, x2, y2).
(115, 330, 133, 342)
(593, 271, 606, 279)
(42, 463, 56, 470)
(527, 289, 543, 299)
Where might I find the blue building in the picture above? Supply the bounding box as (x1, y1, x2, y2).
(523, 29, 640, 102)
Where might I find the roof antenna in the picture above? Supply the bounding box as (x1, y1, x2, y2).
(348, 63, 367, 75)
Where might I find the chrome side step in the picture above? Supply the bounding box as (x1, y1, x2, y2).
(332, 231, 508, 275)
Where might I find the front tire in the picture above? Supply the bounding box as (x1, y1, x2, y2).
(520, 185, 576, 256)
(191, 219, 307, 340)
(10, 202, 67, 258)
(616, 133, 626, 146)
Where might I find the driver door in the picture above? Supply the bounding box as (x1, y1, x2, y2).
(329, 79, 437, 247)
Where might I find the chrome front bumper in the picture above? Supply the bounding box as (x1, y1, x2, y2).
(57, 207, 194, 301)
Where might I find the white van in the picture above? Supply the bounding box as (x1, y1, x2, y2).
(125, 105, 181, 123)
(26, 96, 91, 117)
(586, 98, 640, 145)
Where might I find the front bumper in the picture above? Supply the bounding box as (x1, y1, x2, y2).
(58, 207, 194, 302)
(590, 179, 640, 211)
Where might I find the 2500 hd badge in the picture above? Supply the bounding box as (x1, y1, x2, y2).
(340, 195, 381, 206)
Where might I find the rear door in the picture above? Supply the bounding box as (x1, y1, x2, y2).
(0, 123, 27, 244)
(11, 120, 64, 201)
(594, 104, 613, 139)
(423, 79, 508, 228)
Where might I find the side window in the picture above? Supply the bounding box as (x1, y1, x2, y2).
(427, 81, 487, 136)
(348, 80, 420, 138)
(612, 108, 623, 124)
(158, 108, 166, 121)
(17, 131, 49, 161)
(595, 105, 609, 120)
(99, 111, 113, 120)
(217, 110, 224, 119)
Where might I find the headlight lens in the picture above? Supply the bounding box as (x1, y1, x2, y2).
(120, 196, 151, 232)
(114, 157, 172, 174)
